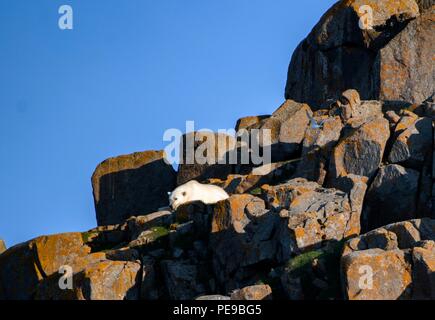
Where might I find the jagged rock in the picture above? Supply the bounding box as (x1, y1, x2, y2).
(262, 178, 364, 255)
(293, 116, 343, 184)
(82, 223, 129, 252)
(251, 100, 312, 161)
(363, 164, 420, 231)
(341, 218, 435, 300)
(388, 116, 432, 168)
(161, 260, 209, 300)
(280, 240, 345, 300)
(141, 256, 160, 300)
(38, 259, 141, 300)
(385, 110, 402, 125)
(412, 244, 435, 299)
(235, 115, 270, 132)
(92, 150, 176, 226)
(230, 284, 272, 300)
(207, 160, 297, 194)
(376, 7, 434, 105)
(210, 194, 278, 291)
(342, 248, 412, 300)
(0, 233, 91, 299)
(126, 210, 174, 240)
(0, 239, 6, 254)
(177, 132, 237, 185)
(328, 116, 390, 182)
(285, 0, 432, 107)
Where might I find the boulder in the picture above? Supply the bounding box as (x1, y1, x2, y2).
(230, 284, 272, 300)
(177, 132, 236, 185)
(69, 260, 141, 300)
(36, 259, 141, 300)
(388, 116, 432, 168)
(376, 8, 434, 105)
(284, 0, 432, 107)
(235, 115, 270, 132)
(341, 218, 435, 300)
(262, 178, 364, 255)
(247, 100, 312, 161)
(363, 164, 420, 231)
(328, 116, 390, 182)
(161, 260, 209, 300)
(210, 194, 279, 291)
(0, 233, 91, 300)
(341, 248, 413, 300)
(293, 116, 343, 184)
(92, 150, 176, 226)
(0, 239, 5, 254)
(207, 160, 297, 194)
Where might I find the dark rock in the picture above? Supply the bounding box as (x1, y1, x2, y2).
(92, 150, 176, 226)
(210, 194, 278, 291)
(161, 260, 209, 300)
(293, 116, 343, 184)
(177, 132, 236, 185)
(363, 164, 420, 231)
(388, 116, 432, 168)
(284, 0, 432, 107)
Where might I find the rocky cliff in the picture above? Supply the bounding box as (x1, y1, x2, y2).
(0, 0, 434, 300)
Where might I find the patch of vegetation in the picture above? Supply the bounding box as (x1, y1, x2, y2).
(284, 240, 346, 300)
(149, 226, 170, 242)
(249, 187, 262, 195)
(81, 231, 98, 243)
(286, 250, 323, 277)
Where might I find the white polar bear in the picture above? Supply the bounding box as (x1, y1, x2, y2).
(168, 180, 229, 210)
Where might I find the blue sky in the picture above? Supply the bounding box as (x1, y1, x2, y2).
(0, 0, 335, 247)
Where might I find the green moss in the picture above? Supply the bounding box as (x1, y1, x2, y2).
(149, 226, 170, 241)
(284, 240, 346, 300)
(249, 187, 262, 195)
(81, 231, 98, 243)
(286, 250, 323, 276)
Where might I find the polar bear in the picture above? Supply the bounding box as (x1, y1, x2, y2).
(168, 180, 229, 210)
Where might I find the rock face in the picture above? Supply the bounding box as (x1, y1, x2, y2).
(363, 164, 420, 230)
(177, 132, 237, 185)
(341, 219, 435, 300)
(1, 1, 434, 301)
(92, 150, 176, 226)
(328, 116, 390, 182)
(262, 177, 365, 255)
(388, 116, 432, 168)
(0, 239, 6, 254)
(284, 0, 434, 108)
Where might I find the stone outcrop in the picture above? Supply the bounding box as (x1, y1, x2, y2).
(363, 164, 420, 230)
(92, 150, 176, 226)
(0, 239, 6, 254)
(1, 0, 434, 301)
(341, 219, 435, 300)
(328, 116, 390, 182)
(177, 132, 237, 185)
(285, 0, 434, 108)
